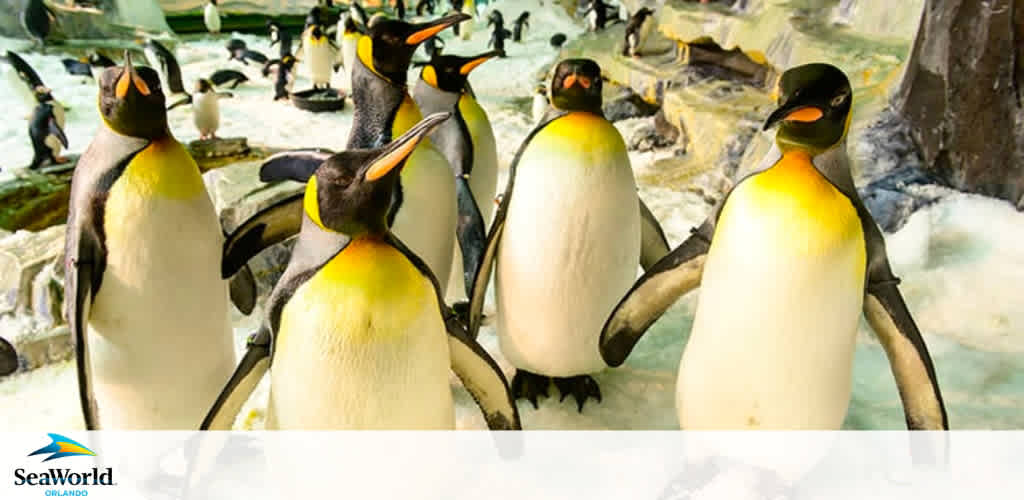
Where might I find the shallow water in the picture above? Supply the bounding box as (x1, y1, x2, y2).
(1, 0, 1022, 430)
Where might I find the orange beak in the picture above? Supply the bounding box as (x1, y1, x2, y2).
(563, 73, 591, 89)
(115, 51, 151, 99)
(783, 107, 823, 122)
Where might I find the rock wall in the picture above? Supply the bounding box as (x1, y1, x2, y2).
(895, 0, 1024, 208)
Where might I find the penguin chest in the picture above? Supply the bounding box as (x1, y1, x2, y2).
(88, 140, 234, 428)
(192, 93, 220, 135)
(305, 39, 333, 84)
(204, 4, 221, 32)
(269, 239, 453, 430)
(496, 112, 640, 376)
(678, 153, 867, 430)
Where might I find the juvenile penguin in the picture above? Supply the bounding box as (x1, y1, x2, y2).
(204, 0, 222, 35)
(622, 7, 654, 58)
(202, 113, 520, 431)
(466, 59, 669, 410)
(512, 12, 529, 42)
(65, 53, 236, 429)
(28, 87, 68, 170)
(223, 14, 471, 300)
(21, 0, 55, 47)
(302, 24, 336, 89)
(600, 63, 948, 431)
(413, 50, 502, 303)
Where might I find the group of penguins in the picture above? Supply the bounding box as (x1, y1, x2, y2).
(0, 3, 952, 435)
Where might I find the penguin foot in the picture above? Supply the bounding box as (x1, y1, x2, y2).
(511, 370, 551, 409)
(54, 156, 69, 164)
(552, 375, 602, 412)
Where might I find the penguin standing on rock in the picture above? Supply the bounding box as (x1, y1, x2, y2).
(466, 59, 669, 410)
(65, 52, 237, 429)
(222, 14, 472, 299)
(28, 87, 68, 170)
(168, 79, 232, 140)
(413, 50, 503, 304)
(202, 113, 519, 431)
(204, 0, 222, 35)
(622, 7, 654, 58)
(600, 63, 949, 432)
(21, 0, 56, 47)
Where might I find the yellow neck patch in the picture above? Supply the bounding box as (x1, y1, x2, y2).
(421, 66, 439, 89)
(392, 94, 424, 138)
(304, 176, 326, 230)
(530, 112, 627, 161)
(120, 137, 204, 200)
(357, 36, 384, 79)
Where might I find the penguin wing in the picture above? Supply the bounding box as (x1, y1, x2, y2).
(861, 214, 948, 431)
(465, 111, 568, 335)
(638, 196, 669, 270)
(2, 50, 46, 89)
(456, 177, 487, 298)
(600, 221, 713, 367)
(166, 94, 192, 111)
(222, 193, 304, 278)
(388, 235, 521, 430)
(200, 328, 272, 430)
(66, 127, 151, 429)
(228, 264, 257, 315)
(259, 150, 333, 183)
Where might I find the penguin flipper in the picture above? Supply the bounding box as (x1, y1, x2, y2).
(455, 176, 487, 296)
(222, 193, 304, 278)
(166, 94, 192, 111)
(388, 234, 520, 430)
(228, 264, 257, 315)
(259, 150, 333, 183)
(200, 328, 272, 430)
(600, 222, 713, 367)
(68, 251, 101, 429)
(639, 196, 669, 271)
(864, 282, 948, 431)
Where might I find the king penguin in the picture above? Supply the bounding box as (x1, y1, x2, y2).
(466, 59, 669, 410)
(65, 53, 236, 429)
(460, 0, 476, 40)
(302, 24, 336, 89)
(600, 63, 949, 431)
(201, 113, 520, 431)
(337, 15, 361, 92)
(228, 14, 470, 299)
(412, 50, 502, 305)
(204, 0, 222, 35)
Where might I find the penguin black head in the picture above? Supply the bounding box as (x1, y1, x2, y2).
(636, 7, 653, 19)
(195, 78, 214, 93)
(762, 63, 852, 154)
(360, 13, 470, 84)
(33, 85, 54, 102)
(210, 0, 217, 5)
(304, 112, 451, 235)
(420, 50, 502, 93)
(549, 58, 603, 114)
(98, 51, 166, 139)
(311, 25, 326, 41)
(515, 12, 530, 23)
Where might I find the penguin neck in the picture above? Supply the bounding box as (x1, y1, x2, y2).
(412, 78, 461, 116)
(348, 55, 417, 149)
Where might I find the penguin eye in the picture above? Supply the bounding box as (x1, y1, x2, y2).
(831, 92, 849, 107)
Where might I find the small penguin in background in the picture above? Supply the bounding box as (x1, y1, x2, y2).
(622, 7, 654, 58)
(226, 39, 269, 65)
(601, 63, 949, 432)
(549, 33, 567, 48)
(465, 59, 670, 411)
(395, 0, 406, 19)
(202, 113, 520, 431)
(89, 53, 116, 68)
(268, 21, 294, 58)
(204, 0, 222, 35)
(582, 0, 609, 32)
(28, 87, 69, 170)
(460, 0, 476, 40)
(168, 79, 232, 140)
(531, 83, 548, 123)
(2, 50, 47, 112)
(143, 39, 187, 96)
(412, 50, 503, 305)
(488, 24, 511, 55)
(424, 35, 445, 59)
(263, 54, 297, 100)
(66, 52, 237, 429)
(209, 69, 249, 89)
(337, 15, 360, 91)
(513, 12, 530, 42)
(486, 9, 504, 30)
(302, 24, 337, 89)
(62, 57, 95, 78)
(21, 0, 56, 47)
(0, 336, 16, 376)
(416, 0, 435, 16)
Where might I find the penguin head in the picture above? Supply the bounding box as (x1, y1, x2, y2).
(304, 112, 452, 235)
(763, 63, 852, 154)
(268, 21, 282, 43)
(549, 58, 603, 114)
(359, 13, 470, 85)
(310, 25, 326, 41)
(33, 86, 54, 103)
(99, 51, 166, 139)
(209, 0, 217, 5)
(420, 50, 502, 93)
(636, 7, 653, 19)
(195, 78, 214, 93)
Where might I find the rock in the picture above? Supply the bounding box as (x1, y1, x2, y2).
(31, 259, 65, 331)
(0, 336, 17, 376)
(859, 167, 947, 233)
(0, 164, 76, 232)
(895, 0, 1024, 208)
(14, 326, 72, 372)
(0, 226, 65, 317)
(627, 118, 676, 152)
(188, 137, 288, 173)
(654, 110, 682, 146)
(604, 88, 660, 122)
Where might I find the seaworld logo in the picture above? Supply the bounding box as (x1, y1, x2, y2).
(13, 434, 116, 492)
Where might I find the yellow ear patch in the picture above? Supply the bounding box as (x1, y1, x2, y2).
(304, 176, 326, 230)
(422, 65, 439, 88)
(357, 35, 374, 70)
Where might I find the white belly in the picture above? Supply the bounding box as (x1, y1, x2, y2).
(496, 121, 640, 376)
(306, 43, 333, 86)
(192, 93, 220, 136)
(341, 37, 359, 91)
(392, 143, 457, 295)
(531, 94, 548, 124)
(88, 181, 234, 429)
(204, 5, 221, 33)
(267, 255, 454, 430)
(460, 4, 475, 39)
(678, 179, 866, 430)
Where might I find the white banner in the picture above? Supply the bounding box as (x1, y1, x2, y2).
(0, 432, 1019, 499)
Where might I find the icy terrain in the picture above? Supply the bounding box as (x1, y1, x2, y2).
(1, 0, 1023, 430)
